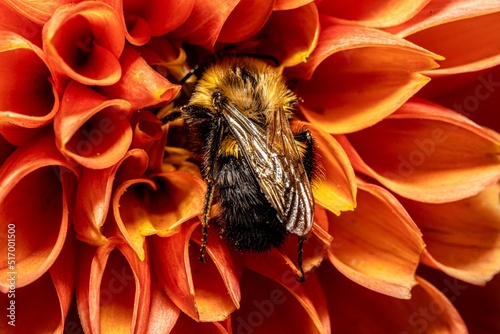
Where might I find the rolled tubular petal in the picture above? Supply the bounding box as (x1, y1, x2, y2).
(319, 263, 468, 333)
(400, 183, 500, 286)
(54, 81, 133, 169)
(292, 121, 357, 215)
(76, 237, 151, 334)
(288, 17, 443, 134)
(317, 0, 430, 28)
(4, 0, 76, 25)
(0, 3, 43, 46)
(113, 171, 206, 260)
(42, 1, 125, 85)
(342, 99, 500, 203)
(73, 148, 149, 246)
(0, 31, 59, 145)
(129, 109, 163, 149)
(146, 279, 180, 334)
(0, 130, 78, 293)
(97, 45, 181, 110)
(273, 0, 313, 11)
(239, 261, 330, 334)
(170, 312, 229, 334)
(388, 0, 500, 75)
(169, 0, 239, 50)
(327, 180, 424, 299)
(151, 221, 241, 322)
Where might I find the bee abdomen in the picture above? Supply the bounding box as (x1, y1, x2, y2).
(213, 155, 287, 252)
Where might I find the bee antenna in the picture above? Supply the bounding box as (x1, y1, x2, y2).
(295, 236, 307, 282)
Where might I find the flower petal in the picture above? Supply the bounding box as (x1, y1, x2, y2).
(328, 180, 424, 299)
(250, 2, 319, 67)
(54, 81, 133, 169)
(288, 17, 443, 133)
(217, 0, 274, 44)
(292, 121, 357, 214)
(400, 183, 500, 285)
(130, 109, 164, 149)
(0, 31, 59, 145)
(169, 0, 239, 50)
(151, 220, 240, 322)
(97, 45, 181, 110)
(171, 312, 229, 334)
(42, 2, 125, 85)
(0, 2, 43, 45)
(3, 0, 75, 25)
(273, 0, 313, 10)
(388, 0, 500, 74)
(234, 266, 330, 334)
(113, 171, 206, 259)
(317, 0, 430, 28)
(73, 148, 148, 245)
(0, 130, 78, 293)
(76, 237, 151, 334)
(147, 279, 180, 334)
(318, 263, 468, 333)
(342, 98, 500, 203)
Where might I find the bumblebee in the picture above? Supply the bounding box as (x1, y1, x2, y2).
(163, 57, 315, 281)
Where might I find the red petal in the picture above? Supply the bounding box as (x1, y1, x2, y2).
(235, 265, 330, 334)
(288, 17, 442, 133)
(171, 312, 230, 334)
(3, 0, 76, 25)
(217, 0, 274, 44)
(388, 0, 500, 74)
(400, 183, 500, 285)
(97, 45, 181, 110)
(54, 81, 133, 169)
(319, 263, 468, 333)
(250, 2, 319, 67)
(342, 98, 500, 203)
(76, 237, 151, 333)
(113, 171, 206, 259)
(169, 0, 239, 50)
(147, 279, 180, 333)
(0, 130, 78, 293)
(73, 149, 148, 245)
(328, 180, 424, 298)
(129, 109, 164, 149)
(317, 0, 430, 28)
(0, 31, 59, 145)
(42, 2, 125, 85)
(273, 0, 313, 10)
(0, 3, 43, 45)
(151, 220, 241, 322)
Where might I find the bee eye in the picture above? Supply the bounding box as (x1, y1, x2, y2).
(212, 91, 223, 107)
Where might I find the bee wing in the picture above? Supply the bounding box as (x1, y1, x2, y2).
(219, 101, 314, 236)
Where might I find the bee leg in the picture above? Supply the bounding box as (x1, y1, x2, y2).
(199, 177, 215, 263)
(160, 110, 183, 123)
(296, 235, 308, 282)
(294, 130, 314, 181)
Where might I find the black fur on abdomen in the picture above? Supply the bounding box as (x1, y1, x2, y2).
(213, 154, 287, 252)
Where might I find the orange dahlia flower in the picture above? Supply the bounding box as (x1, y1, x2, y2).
(1, 0, 499, 333)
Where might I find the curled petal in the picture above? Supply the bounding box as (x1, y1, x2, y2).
(342, 98, 500, 203)
(151, 220, 240, 322)
(388, 0, 500, 74)
(0, 130, 78, 293)
(319, 263, 468, 333)
(54, 81, 133, 169)
(317, 0, 430, 28)
(113, 171, 206, 259)
(0, 31, 59, 145)
(3, 0, 75, 25)
(73, 148, 148, 245)
(400, 183, 500, 285)
(328, 180, 424, 299)
(169, 0, 239, 50)
(292, 121, 357, 214)
(0, 2, 43, 45)
(42, 2, 125, 85)
(76, 237, 151, 334)
(273, 0, 313, 10)
(171, 312, 229, 334)
(240, 260, 330, 334)
(98, 45, 181, 110)
(147, 279, 180, 334)
(129, 109, 163, 149)
(250, 2, 319, 67)
(217, 0, 274, 44)
(288, 18, 443, 133)
(103, 0, 194, 45)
